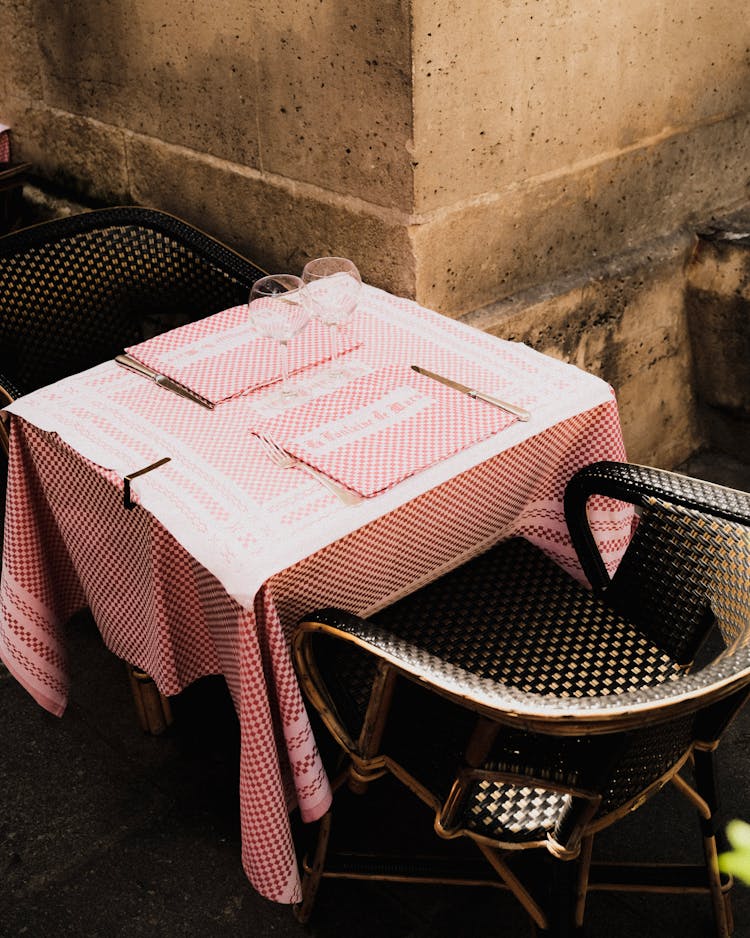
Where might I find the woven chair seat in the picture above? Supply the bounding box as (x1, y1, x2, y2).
(365, 537, 683, 846)
(370, 537, 680, 699)
(466, 782, 570, 843)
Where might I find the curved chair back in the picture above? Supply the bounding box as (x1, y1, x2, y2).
(0, 206, 265, 397)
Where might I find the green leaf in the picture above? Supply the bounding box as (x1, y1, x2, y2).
(726, 820, 750, 851)
(719, 821, 750, 884)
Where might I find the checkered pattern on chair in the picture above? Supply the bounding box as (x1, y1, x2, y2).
(293, 461, 750, 936)
(0, 206, 264, 405)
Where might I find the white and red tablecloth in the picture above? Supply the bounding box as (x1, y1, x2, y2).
(0, 284, 631, 904)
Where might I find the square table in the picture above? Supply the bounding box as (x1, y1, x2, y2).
(0, 285, 631, 904)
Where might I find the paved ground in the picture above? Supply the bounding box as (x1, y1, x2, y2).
(1, 450, 749, 937)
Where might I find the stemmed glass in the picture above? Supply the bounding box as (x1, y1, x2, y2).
(301, 257, 361, 377)
(249, 274, 310, 398)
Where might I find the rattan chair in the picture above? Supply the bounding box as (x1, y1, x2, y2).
(0, 206, 265, 732)
(293, 461, 750, 935)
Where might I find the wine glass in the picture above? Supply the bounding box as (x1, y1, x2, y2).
(301, 257, 362, 376)
(249, 274, 310, 397)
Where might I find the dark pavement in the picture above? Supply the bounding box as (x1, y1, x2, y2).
(1, 450, 749, 937)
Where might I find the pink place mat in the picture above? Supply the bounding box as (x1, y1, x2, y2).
(252, 364, 518, 497)
(125, 301, 359, 405)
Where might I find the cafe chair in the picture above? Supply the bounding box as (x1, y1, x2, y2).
(293, 461, 750, 936)
(0, 205, 265, 733)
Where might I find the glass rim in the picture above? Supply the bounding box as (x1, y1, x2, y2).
(301, 257, 360, 280)
(251, 273, 305, 290)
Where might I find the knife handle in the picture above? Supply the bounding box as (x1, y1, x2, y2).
(472, 390, 531, 422)
(115, 354, 158, 381)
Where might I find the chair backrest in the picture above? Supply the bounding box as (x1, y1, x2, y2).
(565, 462, 750, 666)
(0, 206, 265, 394)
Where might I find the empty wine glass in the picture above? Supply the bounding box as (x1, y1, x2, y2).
(249, 274, 310, 397)
(301, 257, 361, 376)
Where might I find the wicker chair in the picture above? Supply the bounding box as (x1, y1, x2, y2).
(293, 461, 750, 935)
(0, 206, 265, 732)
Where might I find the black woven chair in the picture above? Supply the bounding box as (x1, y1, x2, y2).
(0, 206, 265, 731)
(293, 461, 750, 935)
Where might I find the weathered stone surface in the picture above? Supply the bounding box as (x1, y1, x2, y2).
(466, 232, 701, 467)
(686, 221, 750, 460)
(252, 0, 414, 208)
(16, 0, 413, 211)
(126, 133, 416, 297)
(2, 1, 748, 315)
(411, 0, 750, 213)
(413, 113, 750, 317)
(11, 106, 131, 204)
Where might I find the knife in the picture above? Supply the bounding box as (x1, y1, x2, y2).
(115, 354, 215, 410)
(411, 364, 531, 422)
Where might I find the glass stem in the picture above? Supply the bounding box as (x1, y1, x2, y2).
(333, 324, 344, 360)
(280, 340, 290, 392)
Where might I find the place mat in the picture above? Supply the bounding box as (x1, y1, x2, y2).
(125, 301, 359, 405)
(252, 364, 518, 497)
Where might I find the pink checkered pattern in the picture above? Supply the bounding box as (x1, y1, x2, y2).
(0, 284, 631, 905)
(126, 301, 358, 405)
(255, 364, 517, 497)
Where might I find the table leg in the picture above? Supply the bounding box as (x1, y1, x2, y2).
(126, 663, 173, 735)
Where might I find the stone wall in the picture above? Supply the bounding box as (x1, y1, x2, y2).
(1, 1, 749, 466)
(468, 228, 703, 467)
(686, 216, 750, 462)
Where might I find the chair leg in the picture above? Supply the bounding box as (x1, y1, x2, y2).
(476, 841, 550, 932)
(701, 833, 733, 938)
(693, 748, 733, 938)
(126, 663, 173, 735)
(544, 857, 582, 937)
(294, 810, 332, 924)
(574, 835, 594, 930)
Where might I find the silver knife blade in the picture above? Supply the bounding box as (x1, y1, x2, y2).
(411, 364, 530, 422)
(115, 354, 215, 410)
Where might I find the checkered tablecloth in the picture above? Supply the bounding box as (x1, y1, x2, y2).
(0, 285, 631, 904)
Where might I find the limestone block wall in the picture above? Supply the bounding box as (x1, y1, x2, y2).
(410, 1, 750, 315)
(686, 219, 750, 462)
(0, 0, 418, 294)
(1, 1, 749, 466)
(468, 230, 702, 467)
(2, 1, 748, 313)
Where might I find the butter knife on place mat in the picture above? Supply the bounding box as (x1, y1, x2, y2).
(411, 364, 531, 422)
(115, 354, 215, 410)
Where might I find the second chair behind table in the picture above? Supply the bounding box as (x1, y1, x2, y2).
(293, 460, 750, 936)
(0, 205, 266, 733)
